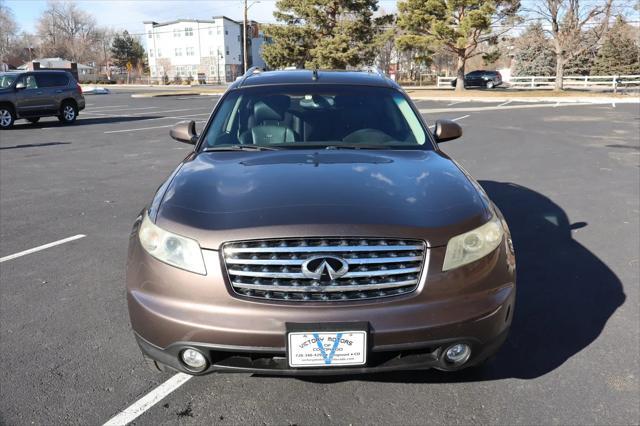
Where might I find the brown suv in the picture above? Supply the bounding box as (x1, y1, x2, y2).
(126, 69, 516, 375)
(0, 70, 85, 129)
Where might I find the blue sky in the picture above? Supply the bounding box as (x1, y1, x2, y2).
(6, 0, 400, 37)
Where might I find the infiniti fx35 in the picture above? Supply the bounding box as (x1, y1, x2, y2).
(126, 69, 516, 375)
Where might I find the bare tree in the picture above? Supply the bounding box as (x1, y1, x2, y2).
(37, 0, 99, 63)
(529, 0, 614, 90)
(0, 0, 18, 63)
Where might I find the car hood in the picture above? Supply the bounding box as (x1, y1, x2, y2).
(155, 150, 491, 248)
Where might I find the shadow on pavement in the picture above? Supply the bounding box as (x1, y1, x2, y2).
(7, 115, 164, 129)
(296, 181, 625, 383)
(0, 142, 71, 150)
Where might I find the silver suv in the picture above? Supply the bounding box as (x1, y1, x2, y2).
(0, 70, 86, 129)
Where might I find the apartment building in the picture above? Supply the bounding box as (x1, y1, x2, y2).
(143, 17, 266, 83)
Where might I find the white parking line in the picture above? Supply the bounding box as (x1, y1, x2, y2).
(84, 107, 160, 115)
(0, 234, 86, 263)
(103, 373, 193, 426)
(86, 105, 130, 110)
(447, 101, 465, 106)
(419, 102, 594, 114)
(88, 108, 206, 118)
(498, 100, 512, 107)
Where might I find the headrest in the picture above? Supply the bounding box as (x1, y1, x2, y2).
(254, 95, 290, 122)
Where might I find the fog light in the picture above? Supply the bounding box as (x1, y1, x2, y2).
(444, 343, 471, 365)
(181, 348, 207, 371)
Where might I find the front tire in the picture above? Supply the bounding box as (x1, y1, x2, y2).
(0, 106, 15, 129)
(486, 81, 495, 89)
(143, 354, 176, 373)
(58, 102, 78, 124)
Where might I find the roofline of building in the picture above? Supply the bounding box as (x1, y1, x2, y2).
(143, 16, 241, 27)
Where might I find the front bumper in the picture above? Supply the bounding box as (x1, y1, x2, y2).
(127, 227, 516, 375)
(135, 326, 511, 375)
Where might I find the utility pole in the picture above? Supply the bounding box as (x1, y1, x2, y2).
(243, 0, 248, 73)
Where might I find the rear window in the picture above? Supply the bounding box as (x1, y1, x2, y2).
(36, 73, 69, 87)
(201, 85, 431, 149)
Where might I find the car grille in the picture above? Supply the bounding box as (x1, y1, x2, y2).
(222, 238, 427, 302)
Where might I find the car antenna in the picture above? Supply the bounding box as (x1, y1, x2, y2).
(312, 69, 319, 81)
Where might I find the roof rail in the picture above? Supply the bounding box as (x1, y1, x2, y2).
(237, 66, 265, 87)
(361, 66, 386, 77)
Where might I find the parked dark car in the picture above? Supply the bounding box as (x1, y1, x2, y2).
(451, 70, 503, 89)
(126, 68, 516, 376)
(0, 70, 85, 129)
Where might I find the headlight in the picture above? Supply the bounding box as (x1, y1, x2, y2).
(138, 212, 206, 275)
(442, 216, 504, 271)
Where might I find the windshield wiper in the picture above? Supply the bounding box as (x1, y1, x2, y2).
(323, 144, 391, 150)
(203, 145, 281, 152)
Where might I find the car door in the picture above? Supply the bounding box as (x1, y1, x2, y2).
(33, 73, 60, 112)
(465, 71, 481, 87)
(14, 74, 50, 116)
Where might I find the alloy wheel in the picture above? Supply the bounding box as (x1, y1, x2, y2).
(0, 109, 13, 128)
(63, 105, 75, 121)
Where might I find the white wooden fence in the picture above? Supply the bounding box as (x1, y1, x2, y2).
(436, 74, 640, 89)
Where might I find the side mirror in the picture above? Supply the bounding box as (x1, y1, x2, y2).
(15, 81, 25, 90)
(433, 119, 462, 143)
(170, 120, 198, 145)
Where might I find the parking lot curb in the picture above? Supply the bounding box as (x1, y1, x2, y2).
(410, 96, 640, 103)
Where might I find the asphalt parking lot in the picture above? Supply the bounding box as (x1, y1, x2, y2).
(0, 90, 638, 425)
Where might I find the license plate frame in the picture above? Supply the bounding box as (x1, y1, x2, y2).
(286, 322, 369, 368)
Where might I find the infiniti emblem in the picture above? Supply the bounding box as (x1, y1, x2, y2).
(301, 255, 349, 280)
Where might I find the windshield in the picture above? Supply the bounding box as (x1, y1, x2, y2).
(0, 73, 18, 89)
(201, 85, 432, 150)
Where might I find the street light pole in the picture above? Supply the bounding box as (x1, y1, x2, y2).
(243, 0, 248, 73)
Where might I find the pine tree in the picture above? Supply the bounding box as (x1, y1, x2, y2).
(397, 0, 520, 92)
(262, 0, 392, 70)
(513, 24, 556, 76)
(110, 30, 145, 69)
(592, 16, 640, 75)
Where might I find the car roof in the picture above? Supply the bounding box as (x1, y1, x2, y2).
(230, 69, 400, 90)
(2, 70, 71, 75)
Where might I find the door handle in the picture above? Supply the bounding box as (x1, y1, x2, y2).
(55, 90, 63, 93)
(36, 91, 43, 95)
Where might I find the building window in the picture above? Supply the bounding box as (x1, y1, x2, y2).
(148, 31, 152, 39)
(174, 29, 181, 37)
(217, 27, 222, 35)
(157, 49, 162, 57)
(149, 49, 154, 57)
(175, 48, 182, 56)
(175, 65, 195, 77)
(237, 35, 241, 42)
(225, 30, 228, 35)
(185, 27, 193, 36)
(226, 49, 229, 56)
(209, 65, 219, 76)
(186, 47, 195, 56)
